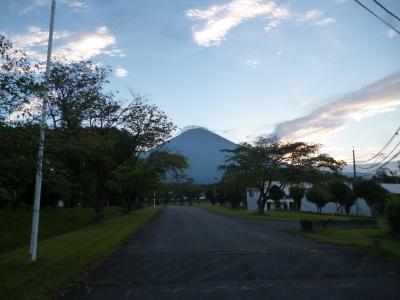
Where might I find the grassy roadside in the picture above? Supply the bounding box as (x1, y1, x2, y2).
(299, 228, 400, 261)
(0, 207, 160, 300)
(201, 203, 400, 261)
(200, 202, 370, 222)
(0, 207, 121, 254)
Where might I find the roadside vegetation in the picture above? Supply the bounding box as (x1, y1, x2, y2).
(0, 208, 160, 300)
(0, 33, 188, 221)
(0, 32, 185, 298)
(200, 202, 370, 222)
(201, 197, 400, 261)
(300, 226, 400, 261)
(0, 207, 120, 254)
(199, 129, 400, 261)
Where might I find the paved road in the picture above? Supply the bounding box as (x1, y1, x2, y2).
(64, 206, 400, 300)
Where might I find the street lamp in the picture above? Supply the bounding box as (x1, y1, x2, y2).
(30, 0, 57, 262)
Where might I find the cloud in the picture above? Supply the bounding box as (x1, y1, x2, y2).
(245, 59, 261, 69)
(54, 26, 124, 61)
(17, 0, 88, 15)
(298, 9, 323, 22)
(13, 26, 71, 48)
(115, 67, 128, 77)
(315, 17, 337, 26)
(10, 26, 124, 62)
(62, 0, 88, 11)
(186, 0, 289, 47)
(11, 26, 71, 60)
(387, 29, 398, 38)
(272, 72, 400, 142)
(186, 1, 336, 47)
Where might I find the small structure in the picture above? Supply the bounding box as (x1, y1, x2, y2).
(246, 182, 400, 216)
(246, 181, 297, 212)
(57, 200, 64, 208)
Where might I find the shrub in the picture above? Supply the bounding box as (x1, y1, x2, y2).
(300, 219, 313, 231)
(355, 180, 388, 216)
(269, 185, 284, 209)
(289, 185, 305, 210)
(306, 185, 331, 214)
(385, 194, 400, 235)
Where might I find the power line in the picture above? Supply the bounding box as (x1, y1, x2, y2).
(356, 125, 400, 163)
(357, 141, 400, 170)
(353, 0, 400, 34)
(372, 0, 400, 23)
(377, 148, 400, 169)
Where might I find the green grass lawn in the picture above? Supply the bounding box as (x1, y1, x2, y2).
(0, 207, 160, 300)
(200, 202, 371, 222)
(300, 228, 400, 261)
(0, 207, 121, 254)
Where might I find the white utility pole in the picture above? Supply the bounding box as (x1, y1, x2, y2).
(30, 0, 57, 262)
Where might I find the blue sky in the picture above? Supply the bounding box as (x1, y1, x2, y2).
(1, 0, 400, 163)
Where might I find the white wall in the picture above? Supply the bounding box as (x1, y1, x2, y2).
(381, 183, 400, 194)
(245, 182, 400, 216)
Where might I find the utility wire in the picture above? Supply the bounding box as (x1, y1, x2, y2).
(357, 141, 400, 170)
(372, 0, 400, 22)
(377, 148, 400, 169)
(353, 0, 400, 34)
(356, 125, 400, 163)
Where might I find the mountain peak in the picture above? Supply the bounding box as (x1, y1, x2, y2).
(162, 127, 237, 184)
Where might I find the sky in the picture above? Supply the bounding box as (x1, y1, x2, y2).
(1, 0, 400, 164)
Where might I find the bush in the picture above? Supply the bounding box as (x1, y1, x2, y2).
(385, 195, 400, 235)
(300, 219, 313, 231)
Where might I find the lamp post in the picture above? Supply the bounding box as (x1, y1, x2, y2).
(30, 0, 57, 262)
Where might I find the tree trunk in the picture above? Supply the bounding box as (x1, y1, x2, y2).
(296, 199, 302, 211)
(125, 196, 133, 213)
(257, 195, 266, 214)
(94, 198, 105, 222)
(93, 184, 107, 222)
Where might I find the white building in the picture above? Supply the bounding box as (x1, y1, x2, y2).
(246, 182, 400, 216)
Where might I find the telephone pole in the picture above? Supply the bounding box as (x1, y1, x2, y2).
(30, 0, 57, 262)
(352, 148, 359, 216)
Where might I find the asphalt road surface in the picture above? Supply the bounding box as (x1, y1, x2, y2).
(64, 206, 400, 300)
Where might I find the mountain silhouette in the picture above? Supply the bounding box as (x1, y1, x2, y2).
(158, 127, 237, 184)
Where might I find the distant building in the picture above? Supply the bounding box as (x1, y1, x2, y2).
(246, 182, 400, 216)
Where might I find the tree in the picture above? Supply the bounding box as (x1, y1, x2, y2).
(1, 40, 179, 221)
(268, 185, 284, 209)
(373, 167, 400, 184)
(217, 167, 248, 209)
(329, 180, 354, 215)
(146, 150, 189, 183)
(385, 194, 400, 235)
(355, 180, 388, 216)
(306, 185, 331, 213)
(42, 61, 176, 221)
(205, 189, 216, 205)
(39, 59, 113, 130)
(0, 34, 34, 124)
(289, 185, 305, 210)
(0, 125, 37, 209)
(110, 158, 157, 212)
(221, 136, 345, 214)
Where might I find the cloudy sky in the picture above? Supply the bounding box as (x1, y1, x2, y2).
(1, 0, 400, 161)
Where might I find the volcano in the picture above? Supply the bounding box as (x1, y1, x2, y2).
(158, 127, 237, 184)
